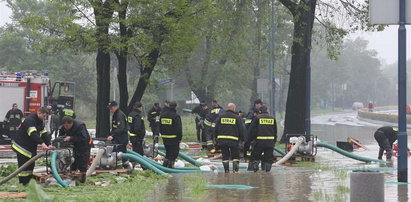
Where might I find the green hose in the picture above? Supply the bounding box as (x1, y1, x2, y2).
(125, 151, 207, 173)
(121, 153, 169, 176)
(51, 152, 69, 188)
(274, 147, 286, 156)
(126, 150, 200, 170)
(316, 142, 388, 163)
(157, 145, 204, 166)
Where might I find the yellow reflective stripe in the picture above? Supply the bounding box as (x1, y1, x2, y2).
(233, 159, 240, 162)
(222, 160, 229, 163)
(217, 136, 239, 140)
(161, 118, 172, 125)
(18, 172, 32, 177)
(204, 120, 213, 127)
(211, 123, 216, 128)
(211, 109, 220, 114)
(40, 130, 48, 136)
(161, 135, 177, 138)
(245, 119, 252, 124)
(12, 144, 32, 158)
(257, 136, 275, 140)
(128, 117, 133, 123)
(27, 127, 37, 136)
(259, 118, 275, 125)
(63, 109, 74, 116)
(113, 125, 118, 128)
(150, 112, 157, 114)
(129, 133, 137, 137)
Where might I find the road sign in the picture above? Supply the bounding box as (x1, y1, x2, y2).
(158, 79, 173, 85)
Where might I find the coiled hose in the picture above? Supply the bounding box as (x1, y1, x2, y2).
(86, 148, 106, 177)
(125, 150, 207, 173)
(0, 153, 46, 185)
(51, 152, 69, 187)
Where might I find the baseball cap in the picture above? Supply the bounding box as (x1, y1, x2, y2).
(107, 101, 118, 108)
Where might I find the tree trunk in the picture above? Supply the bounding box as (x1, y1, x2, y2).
(280, 0, 317, 143)
(93, 0, 114, 138)
(127, 48, 160, 113)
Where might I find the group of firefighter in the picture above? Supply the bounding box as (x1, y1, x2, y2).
(192, 99, 277, 173)
(5, 96, 399, 186)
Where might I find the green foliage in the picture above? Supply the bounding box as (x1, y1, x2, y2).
(0, 163, 17, 177)
(183, 174, 208, 199)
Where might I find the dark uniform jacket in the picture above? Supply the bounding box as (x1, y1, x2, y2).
(204, 106, 223, 130)
(248, 112, 277, 147)
(160, 108, 182, 145)
(12, 113, 50, 158)
(147, 107, 161, 127)
(5, 109, 23, 131)
(59, 120, 91, 149)
(128, 109, 146, 140)
(214, 110, 244, 145)
(111, 109, 129, 145)
(377, 126, 398, 145)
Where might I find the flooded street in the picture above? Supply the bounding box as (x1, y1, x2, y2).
(149, 114, 411, 201)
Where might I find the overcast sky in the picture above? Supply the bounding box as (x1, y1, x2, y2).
(0, 2, 409, 65)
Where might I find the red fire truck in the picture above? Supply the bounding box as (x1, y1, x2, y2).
(0, 71, 75, 139)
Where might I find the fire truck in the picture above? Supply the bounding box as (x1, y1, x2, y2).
(0, 71, 75, 140)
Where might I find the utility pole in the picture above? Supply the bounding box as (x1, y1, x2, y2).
(397, 0, 407, 182)
(269, 0, 275, 116)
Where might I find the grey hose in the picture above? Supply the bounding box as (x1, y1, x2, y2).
(0, 153, 46, 185)
(86, 148, 105, 177)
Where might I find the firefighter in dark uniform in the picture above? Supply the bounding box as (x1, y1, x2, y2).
(12, 107, 52, 185)
(147, 103, 161, 137)
(248, 106, 277, 172)
(59, 116, 91, 182)
(374, 126, 398, 161)
(4, 103, 24, 140)
(128, 102, 146, 155)
(107, 101, 130, 168)
(214, 103, 244, 173)
(244, 99, 263, 159)
(204, 100, 223, 152)
(192, 103, 209, 148)
(159, 101, 182, 168)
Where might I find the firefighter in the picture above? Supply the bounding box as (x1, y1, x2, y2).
(147, 103, 161, 138)
(61, 108, 76, 120)
(214, 103, 244, 173)
(192, 102, 209, 148)
(204, 100, 223, 152)
(374, 126, 398, 161)
(128, 102, 146, 155)
(106, 101, 130, 168)
(59, 116, 91, 183)
(12, 107, 52, 185)
(159, 101, 182, 168)
(248, 106, 277, 172)
(4, 103, 24, 140)
(244, 99, 263, 164)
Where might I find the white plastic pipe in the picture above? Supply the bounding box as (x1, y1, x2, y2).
(274, 137, 304, 166)
(86, 148, 106, 177)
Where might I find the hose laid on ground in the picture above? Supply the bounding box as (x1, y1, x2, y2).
(157, 145, 204, 166)
(155, 150, 202, 170)
(51, 152, 69, 188)
(316, 142, 387, 163)
(274, 137, 304, 166)
(125, 151, 207, 173)
(121, 153, 169, 176)
(0, 153, 46, 185)
(86, 148, 106, 177)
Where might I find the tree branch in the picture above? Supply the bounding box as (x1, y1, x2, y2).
(279, 0, 298, 16)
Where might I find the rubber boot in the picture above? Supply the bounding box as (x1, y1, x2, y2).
(252, 161, 260, 173)
(247, 161, 254, 171)
(80, 172, 86, 183)
(264, 163, 272, 172)
(260, 162, 266, 171)
(386, 151, 392, 161)
(163, 159, 169, 168)
(223, 162, 230, 173)
(233, 161, 239, 173)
